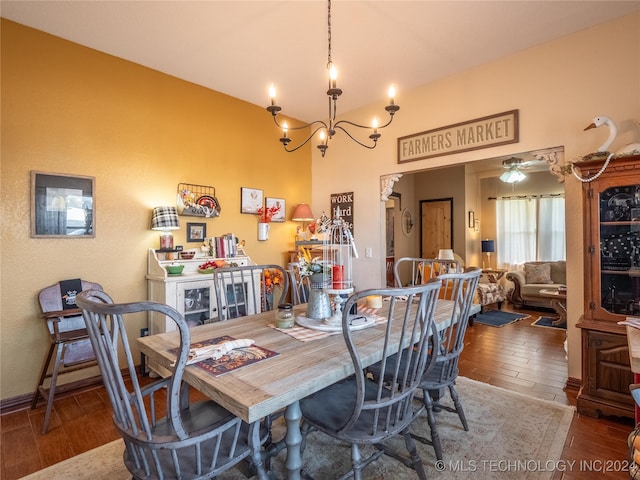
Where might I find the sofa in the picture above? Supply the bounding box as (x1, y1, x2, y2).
(505, 261, 566, 309)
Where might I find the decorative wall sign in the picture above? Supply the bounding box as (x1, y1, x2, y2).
(31, 171, 95, 238)
(330, 191, 354, 234)
(397, 110, 519, 163)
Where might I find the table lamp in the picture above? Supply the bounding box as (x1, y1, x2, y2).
(437, 249, 455, 261)
(292, 203, 315, 240)
(481, 239, 495, 269)
(151, 206, 180, 250)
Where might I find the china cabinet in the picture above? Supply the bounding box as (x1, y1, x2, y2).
(575, 153, 640, 419)
(146, 249, 251, 335)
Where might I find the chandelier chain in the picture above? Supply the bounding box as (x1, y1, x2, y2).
(327, 0, 332, 66)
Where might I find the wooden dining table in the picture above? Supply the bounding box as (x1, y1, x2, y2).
(137, 299, 471, 480)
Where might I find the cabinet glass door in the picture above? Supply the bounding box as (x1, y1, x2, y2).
(177, 280, 218, 326)
(598, 183, 640, 316)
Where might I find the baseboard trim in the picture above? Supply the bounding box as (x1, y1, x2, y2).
(1, 367, 140, 415)
(565, 376, 581, 391)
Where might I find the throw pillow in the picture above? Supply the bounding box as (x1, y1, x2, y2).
(524, 263, 553, 284)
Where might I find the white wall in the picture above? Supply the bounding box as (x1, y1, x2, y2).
(311, 13, 640, 381)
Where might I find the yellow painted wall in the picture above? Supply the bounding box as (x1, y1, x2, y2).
(310, 13, 640, 381)
(0, 20, 311, 400)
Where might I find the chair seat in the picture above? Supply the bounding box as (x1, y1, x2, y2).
(420, 362, 459, 389)
(146, 399, 237, 438)
(301, 377, 419, 443)
(52, 328, 91, 343)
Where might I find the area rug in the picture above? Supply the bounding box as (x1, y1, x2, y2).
(532, 316, 566, 329)
(20, 377, 574, 480)
(473, 310, 529, 327)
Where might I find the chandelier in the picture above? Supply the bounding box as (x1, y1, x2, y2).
(266, 0, 400, 157)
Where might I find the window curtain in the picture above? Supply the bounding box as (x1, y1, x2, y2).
(495, 196, 565, 269)
(538, 197, 566, 261)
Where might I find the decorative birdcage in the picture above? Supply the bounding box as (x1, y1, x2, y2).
(316, 207, 358, 326)
(321, 206, 357, 291)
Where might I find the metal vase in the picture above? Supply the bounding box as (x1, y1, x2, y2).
(306, 287, 332, 320)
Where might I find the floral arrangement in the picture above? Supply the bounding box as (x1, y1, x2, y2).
(298, 250, 329, 277)
(263, 268, 284, 294)
(257, 204, 281, 223)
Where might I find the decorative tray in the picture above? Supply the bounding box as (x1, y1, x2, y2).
(295, 314, 375, 332)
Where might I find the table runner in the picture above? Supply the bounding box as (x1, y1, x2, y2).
(270, 304, 384, 342)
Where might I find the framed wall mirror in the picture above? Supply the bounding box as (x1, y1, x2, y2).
(401, 208, 414, 237)
(31, 171, 95, 237)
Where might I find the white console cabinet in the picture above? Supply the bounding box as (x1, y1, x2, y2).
(146, 249, 252, 335)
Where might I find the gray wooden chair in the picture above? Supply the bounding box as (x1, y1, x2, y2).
(394, 256, 461, 287)
(414, 267, 481, 460)
(287, 262, 310, 305)
(31, 278, 103, 434)
(213, 264, 290, 321)
(76, 289, 270, 480)
(299, 281, 442, 480)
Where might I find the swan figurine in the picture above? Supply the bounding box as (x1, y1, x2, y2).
(584, 115, 640, 154)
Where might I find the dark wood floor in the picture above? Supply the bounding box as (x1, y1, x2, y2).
(1, 305, 635, 480)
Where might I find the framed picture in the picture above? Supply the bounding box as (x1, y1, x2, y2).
(187, 222, 206, 242)
(265, 197, 286, 222)
(468, 211, 475, 228)
(31, 171, 95, 238)
(240, 187, 263, 214)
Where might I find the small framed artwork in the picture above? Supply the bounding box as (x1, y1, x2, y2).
(468, 211, 475, 228)
(187, 222, 206, 242)
(31, 171, 95, 238)
(240, 187, 263, 214)
(266, 197, 286, 222)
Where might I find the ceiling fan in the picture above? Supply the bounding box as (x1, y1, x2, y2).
(499, 157, 537, 183)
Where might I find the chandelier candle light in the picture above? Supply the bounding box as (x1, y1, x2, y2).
(266, 0, 399, 157)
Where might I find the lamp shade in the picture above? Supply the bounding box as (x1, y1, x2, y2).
(151, 206, 180, 231)
(291, 203, 315, 222)
(437, 249, 455, 260)
(481, 240, 495, 253)
(499, 169, 526, 183)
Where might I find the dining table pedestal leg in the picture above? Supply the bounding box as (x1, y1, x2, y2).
(285, 401, 303, 480)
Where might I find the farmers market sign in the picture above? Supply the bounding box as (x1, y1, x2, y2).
(397, 110, 519, 163)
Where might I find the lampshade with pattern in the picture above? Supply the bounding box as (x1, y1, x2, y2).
(151, 206, 180, 250)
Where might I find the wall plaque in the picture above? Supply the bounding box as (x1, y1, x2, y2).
(330, 191, 354, 234)
(398, 110, 519, 163)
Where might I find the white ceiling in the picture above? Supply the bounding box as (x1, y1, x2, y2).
(2, 1, 638, 123)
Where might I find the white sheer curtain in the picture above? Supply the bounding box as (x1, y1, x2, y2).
(495, 196, 565, 269)
(538, 197, 566, 261)
(496, 198, 537, 269)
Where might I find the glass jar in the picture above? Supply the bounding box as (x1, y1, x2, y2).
(275, 303, 294, 328)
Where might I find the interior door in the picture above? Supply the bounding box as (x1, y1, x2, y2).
(420, 198, 452, 258)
